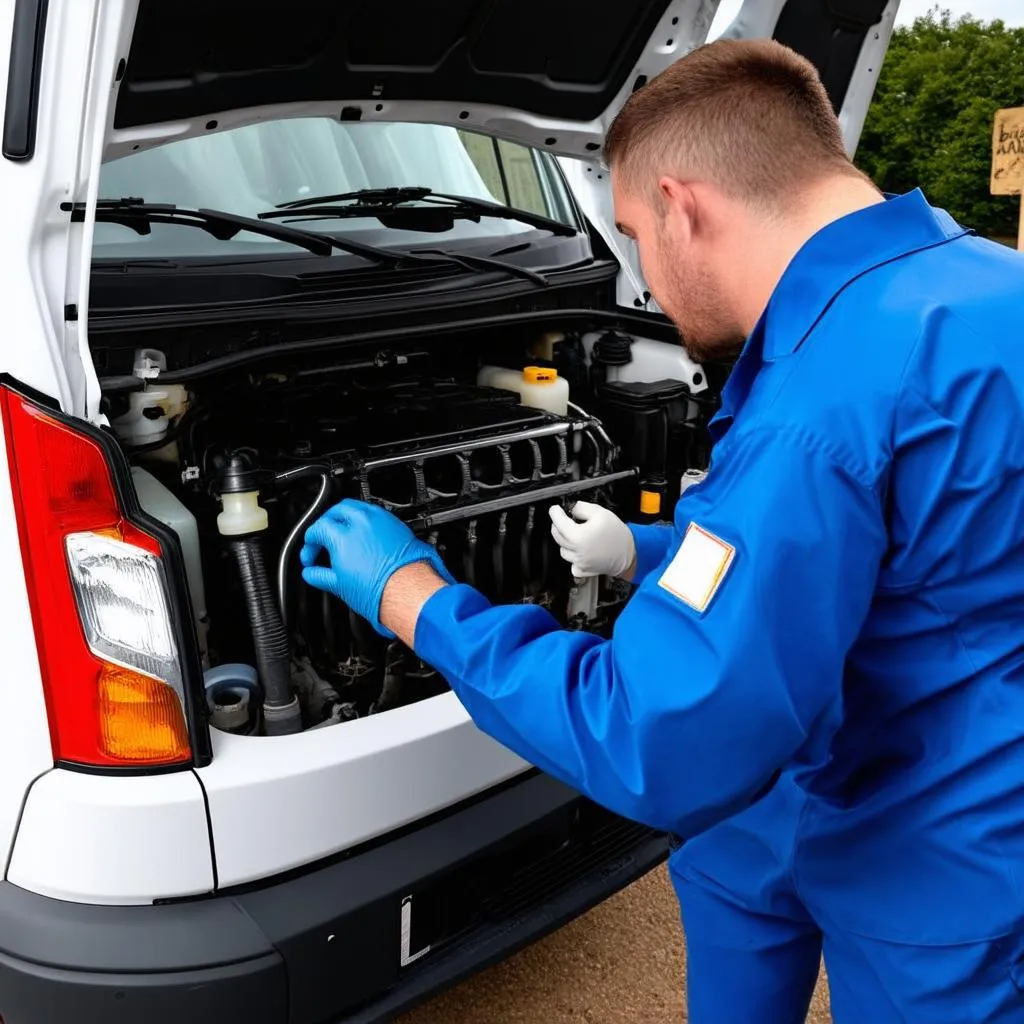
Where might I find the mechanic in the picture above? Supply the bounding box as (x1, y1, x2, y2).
(300, 38, 1024, 1024)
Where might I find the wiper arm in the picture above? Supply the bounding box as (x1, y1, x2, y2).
(71, 198, 412, 265)
(275, 187, 432, 210)
(264, 187, 577, 238)
(79, 198, 549, 285)
(414, 248, 547, 285)
(426, 191, 577, 238)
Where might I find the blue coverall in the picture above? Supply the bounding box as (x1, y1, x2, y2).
(413, 189, 1024, 1022)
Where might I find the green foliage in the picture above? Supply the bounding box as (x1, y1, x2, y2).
(855, 7, 1024, 238)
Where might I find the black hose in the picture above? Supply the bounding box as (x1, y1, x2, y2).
(227, 536, 302, 735)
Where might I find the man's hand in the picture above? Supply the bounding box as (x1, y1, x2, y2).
(549, 501, 636, 580)
(300, 499, 453, 638)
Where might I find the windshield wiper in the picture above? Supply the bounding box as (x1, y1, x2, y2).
(71, 198, 419, 264)
(76, 198, 549, 285)
(410, 247, 548, 284)
(276, 186, 431, 208)
(262, 186, 577, 238)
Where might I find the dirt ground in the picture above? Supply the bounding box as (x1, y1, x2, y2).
(398, 863, 832, 1024)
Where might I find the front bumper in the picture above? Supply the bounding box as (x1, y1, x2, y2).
(0, 772, 667, 1024)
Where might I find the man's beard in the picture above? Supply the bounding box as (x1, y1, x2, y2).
(658, 243, 746, 363)
(678, 325, 746, 364)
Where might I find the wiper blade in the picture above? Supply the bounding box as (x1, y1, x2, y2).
(72, 198, 410, 265)
(79, 198, 549, 285)
(264, 187, 577, 238)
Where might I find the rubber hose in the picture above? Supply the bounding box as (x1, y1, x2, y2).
(277, 471, 331, 625)
(227, 536, 302, 734)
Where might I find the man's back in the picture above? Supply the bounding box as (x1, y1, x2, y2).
(738, 194, 1024, 944)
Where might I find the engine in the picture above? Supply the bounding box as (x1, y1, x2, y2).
(114, 329, 713, 737)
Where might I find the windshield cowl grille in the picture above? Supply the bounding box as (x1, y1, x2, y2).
(295, 260, 488, 292)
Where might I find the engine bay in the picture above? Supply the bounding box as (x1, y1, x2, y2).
(104, 325, 715, 737)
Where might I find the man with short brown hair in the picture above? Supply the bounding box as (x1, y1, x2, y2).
(302, 38, 1024, 1022)
(606, 37, 866, 208)
(605, 37, 882, 364)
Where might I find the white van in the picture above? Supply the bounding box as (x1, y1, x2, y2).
(0, 1, 896, 1020)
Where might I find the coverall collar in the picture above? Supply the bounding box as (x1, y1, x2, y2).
(762, 187, 970, 361)
(708, 189, 970, 444)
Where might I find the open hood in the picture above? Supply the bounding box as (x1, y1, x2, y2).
(107, 0, 899, 161)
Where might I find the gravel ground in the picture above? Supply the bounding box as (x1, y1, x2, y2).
(397, 864, 832, 1024)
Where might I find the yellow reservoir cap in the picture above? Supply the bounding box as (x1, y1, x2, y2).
(523, 366, 558, 384)
(640, 490, 662, 515)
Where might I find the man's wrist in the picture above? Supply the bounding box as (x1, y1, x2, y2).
(380, 561, 449, 647)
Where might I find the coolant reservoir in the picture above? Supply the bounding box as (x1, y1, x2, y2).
(113, 386, 188, 447)
(131, 466, 209, 665)
(477, 365, 569, 415)
(112, 348, 189, 459)
(580, 332, 708, 395)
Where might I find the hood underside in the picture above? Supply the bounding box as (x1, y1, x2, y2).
(107, 0, 894, 160)
(115, 0, 675, 129)
(109, 0, 697, 159)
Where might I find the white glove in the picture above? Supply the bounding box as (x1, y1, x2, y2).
(548, 501, 636, 579)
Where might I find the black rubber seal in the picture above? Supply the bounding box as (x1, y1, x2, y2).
(3, 0, 49, 161)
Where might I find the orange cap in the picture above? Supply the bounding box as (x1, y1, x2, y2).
(639, 490, 662, 515)
(523, 366, 558, 384)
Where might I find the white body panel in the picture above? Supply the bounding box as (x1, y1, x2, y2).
(0, 1, 105, 417)
(198, 692, 528, 888)
(559, 156, 656, 312)
(7, 768, 214, 904)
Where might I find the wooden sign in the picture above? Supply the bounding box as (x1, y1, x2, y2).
(990, 106, 1024, 250)
(991, 107, 1024, 195)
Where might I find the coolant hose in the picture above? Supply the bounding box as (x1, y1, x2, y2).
(227, 536, 303, 735)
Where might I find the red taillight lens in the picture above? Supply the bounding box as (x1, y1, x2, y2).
(0, 387, 191, 768)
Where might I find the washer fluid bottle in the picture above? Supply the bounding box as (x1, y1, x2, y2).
(112, 349, 188, 462)
(477, 365, 569, 415)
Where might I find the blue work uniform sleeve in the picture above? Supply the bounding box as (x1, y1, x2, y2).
(414, 428, 887, 838)
(626, 523, 675, 584)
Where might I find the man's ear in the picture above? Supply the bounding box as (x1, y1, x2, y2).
(657, 176, 697, 242)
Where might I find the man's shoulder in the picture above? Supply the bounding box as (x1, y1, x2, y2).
(795, 233, 1024, 391)
(842, 232, 1024, 344)
(749, 234, 1024, 484)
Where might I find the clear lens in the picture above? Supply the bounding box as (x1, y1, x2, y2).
(65, 532, 183, 693)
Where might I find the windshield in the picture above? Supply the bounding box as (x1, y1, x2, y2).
(93, 119, 579, 259)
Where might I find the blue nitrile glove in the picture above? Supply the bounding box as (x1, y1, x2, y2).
(299, 499, 455, 638)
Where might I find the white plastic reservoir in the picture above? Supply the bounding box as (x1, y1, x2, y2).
(580, 333, 708, 394)
(477, 365, 570, 415)
(112, 349, 188, 457)
(131, 466, 209, 665)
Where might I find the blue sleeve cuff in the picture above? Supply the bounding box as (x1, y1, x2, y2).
(627, 523, 676, 584)
(414, 583, 492, 679)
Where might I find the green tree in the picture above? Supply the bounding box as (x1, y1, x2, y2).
(855, 7, 1024, 239)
